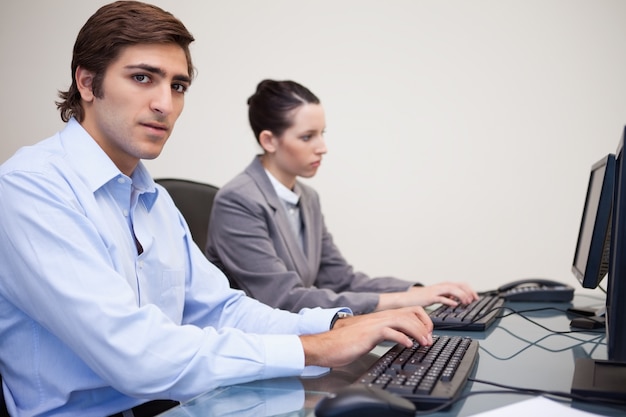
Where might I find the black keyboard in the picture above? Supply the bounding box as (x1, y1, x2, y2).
(355, 335, 478, 410)
(429, 294, 504, 331)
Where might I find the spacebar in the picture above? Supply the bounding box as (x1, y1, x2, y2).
(385, 384, 418, 397)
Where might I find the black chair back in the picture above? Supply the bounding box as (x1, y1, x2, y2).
(155, 178, 219, 252)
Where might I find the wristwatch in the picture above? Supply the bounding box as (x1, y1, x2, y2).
(330, 311, 352, 329)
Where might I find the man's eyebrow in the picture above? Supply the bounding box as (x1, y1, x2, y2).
(125, 64, 191, 84)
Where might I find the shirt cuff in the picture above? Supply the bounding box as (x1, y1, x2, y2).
(261, 334, 306, 380)
(259, 333, 332, 379)
(296, 307, 353, 335)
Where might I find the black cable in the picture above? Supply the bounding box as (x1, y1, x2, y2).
(468, 377, 626, 406)
(478, 331, 605, 361)
(433, 304, 606, 360)
(477, 306, 606, 360)
(497, 306, 605, 334)
(415, 378, 626, 415)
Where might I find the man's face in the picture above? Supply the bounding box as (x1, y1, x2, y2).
(78, 43, 191, 175)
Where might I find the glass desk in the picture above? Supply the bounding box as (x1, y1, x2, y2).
(160, 293, 626, 416)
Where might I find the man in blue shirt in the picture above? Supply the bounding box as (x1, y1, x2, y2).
(0, 1, 433, 416)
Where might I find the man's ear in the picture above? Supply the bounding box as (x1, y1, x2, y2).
(259, 130, 277, 153)
(75, 66, 96, 102)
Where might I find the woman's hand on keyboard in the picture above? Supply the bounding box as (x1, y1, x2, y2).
(376, 282, 479, 311)
(299, 306, 433, 369)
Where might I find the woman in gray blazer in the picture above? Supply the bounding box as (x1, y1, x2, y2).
(206, 79, 477, 315)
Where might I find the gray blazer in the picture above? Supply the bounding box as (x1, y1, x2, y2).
(206, 156, 413, 314)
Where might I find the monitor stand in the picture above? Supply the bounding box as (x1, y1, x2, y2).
(571, 358, 626, 401)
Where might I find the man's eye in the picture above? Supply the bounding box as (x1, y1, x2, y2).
(133, 74, 150, 84)
(173, 83, 187, 93)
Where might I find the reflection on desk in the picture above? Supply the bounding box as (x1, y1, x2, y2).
(161, 378, 307, 417)
(160, 353, 381, 417)
(159, 294, 626, 417)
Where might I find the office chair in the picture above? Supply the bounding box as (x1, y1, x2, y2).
(154, 178, 219, 252)
(155, 178, 240, 289)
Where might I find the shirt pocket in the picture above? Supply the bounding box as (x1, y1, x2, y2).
(159, 269, 185, 322)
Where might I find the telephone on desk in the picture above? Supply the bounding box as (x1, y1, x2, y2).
(493, 278, 575, 302)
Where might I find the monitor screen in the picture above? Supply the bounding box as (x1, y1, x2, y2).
(571, 154, 615, 289)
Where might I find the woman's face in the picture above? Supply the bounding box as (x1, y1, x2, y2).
(264, 103, 327, 188)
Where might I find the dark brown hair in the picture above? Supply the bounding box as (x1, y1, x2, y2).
(56, 1, 195, 122)
(247, 79, 320, 143)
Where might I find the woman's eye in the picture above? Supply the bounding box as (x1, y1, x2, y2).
(301, 135, 312, 142)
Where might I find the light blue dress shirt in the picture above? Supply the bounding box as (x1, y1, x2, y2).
(0, 119, 344, 417)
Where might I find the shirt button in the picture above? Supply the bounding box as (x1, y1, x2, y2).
(117, 177, 126, 184)
(123, 209, 129, 217)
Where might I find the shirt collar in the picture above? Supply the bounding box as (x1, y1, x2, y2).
(264, 169, 300, 206)
(60, 118, 158, 210)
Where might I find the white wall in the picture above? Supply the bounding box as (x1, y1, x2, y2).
(2, 1, 625, 293)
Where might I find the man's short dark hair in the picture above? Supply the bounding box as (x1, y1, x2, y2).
(56, 0, 195, 122)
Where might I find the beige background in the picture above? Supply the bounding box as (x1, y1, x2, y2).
(2, 1, 625, 294)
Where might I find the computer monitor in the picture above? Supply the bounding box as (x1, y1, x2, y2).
(570, 128, 626, 401)
(571, 154, 615, 289)
(606, 130, 626, 362)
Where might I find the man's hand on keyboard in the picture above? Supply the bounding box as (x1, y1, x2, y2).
(299, 306, 433, 369)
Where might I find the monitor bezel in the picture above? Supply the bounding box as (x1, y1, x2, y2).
(607, 129, 626, 362)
